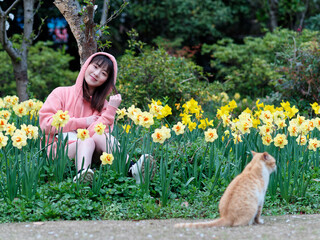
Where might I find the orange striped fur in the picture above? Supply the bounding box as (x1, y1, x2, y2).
(175, 151, 277, 228)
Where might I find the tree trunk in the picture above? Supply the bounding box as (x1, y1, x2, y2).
(0, 0, 36, 101)
(268, 0, 278, 31)
(54, 0, 97, 66)
(11, 55, 29, 101)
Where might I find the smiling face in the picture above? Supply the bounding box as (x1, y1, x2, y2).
(84, 62, 109, 94)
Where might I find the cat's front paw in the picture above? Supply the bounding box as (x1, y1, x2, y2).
(257, 219, 264, 224)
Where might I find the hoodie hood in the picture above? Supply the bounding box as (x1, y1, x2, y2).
(74, 52, 118, 98)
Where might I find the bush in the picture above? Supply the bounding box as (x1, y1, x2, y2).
(201, 28, 320, 98)
(273, 32, 320, 111)
(117, 42, 221, 111)
(0, 40, 78, 101)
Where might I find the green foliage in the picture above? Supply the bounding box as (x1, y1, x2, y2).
(202, 28, 320, 98)
(255, 0, 318, 30)
(305, 14, 320, 31)
(27, 42, 78, 100)
(117, 36, 214, 110)
(273, 32, 320, 108)
(124, 0, 234, 45)
(0, 41, 77, 100)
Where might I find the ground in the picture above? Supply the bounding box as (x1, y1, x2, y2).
(1, 214, 319, 240)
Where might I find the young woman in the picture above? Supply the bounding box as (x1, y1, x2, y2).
(39, 52, 155, 183)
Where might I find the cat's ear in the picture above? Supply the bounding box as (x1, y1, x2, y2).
(262, 152, 269, 161)
(251, 150, 257, 156)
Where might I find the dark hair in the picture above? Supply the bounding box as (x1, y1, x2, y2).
(82, 55, 118, 112)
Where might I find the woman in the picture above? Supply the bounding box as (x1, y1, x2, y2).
(39, 52, 155, 183)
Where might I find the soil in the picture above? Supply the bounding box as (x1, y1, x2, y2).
(1, 214, 319, 240)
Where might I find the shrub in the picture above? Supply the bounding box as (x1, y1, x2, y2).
(0, 40, 77, 101)
(117, 41, 221, 111)
(201, 28, 319, 98)
(273, 32, 320, 111)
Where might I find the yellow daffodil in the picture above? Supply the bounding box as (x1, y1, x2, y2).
(4, 95, 19, 108)
(0, 132, 8, 149)
(188, 122, 197, 132)
(296, 135, 307, 146)
(232, 132, 242, 144)
(139, 112, 154, 128)
(311, 102, 320, 114)
(13, 103, 28, 117)
(259, 110, 273, 124)
(127, 105, 142, 121)
(149, 100, 163, 118)
(300, 120, 311, 135)
(0, 118, 7, 131)
(94, 123, 107, 135)
(11, 130, 27, 149)
(100, 152, 114, 165)
(221, 115, 232, 127)
(273, 134, 288, 148)
(216, 105, 230, 119)
(51, 110, 70, 129)
(198, 118, 213, 130)
(308, 138, 320, 151)
(20, 124, 38, 139)
(158, 105, 172, 119)
(180, 113, 192, 125)
(258, 124, 274, 136)
(116, 108, 127, 120)
(122, 124, 131, 133)
(314, 117, 320, 130)
(256, 99, 264, 109)
(285, 105, 299, 119)
(77, 129, 90, 141)
(234, 93, 240, 100)
(288, 122, 300, 137)
(5, 123, 16, 136)
(172, 122, 185, 135)
(151, 126, 171, 144)
(275, 119, 287, 129)
(228, 100, 237, 110)
(261, 134, 273, 146)
(0, 110, 11, 120)
(204, 128, 218, 142)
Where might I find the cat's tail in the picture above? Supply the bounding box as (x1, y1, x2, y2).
(174, 217, 231, 228)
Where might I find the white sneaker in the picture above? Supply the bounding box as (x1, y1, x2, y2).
(73, 168, 94, 183)
(130, 154, 156, 184)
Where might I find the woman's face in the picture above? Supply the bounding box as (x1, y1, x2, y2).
(84, 62, 109, 93)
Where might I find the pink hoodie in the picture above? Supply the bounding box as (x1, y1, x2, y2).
(39, 52, 118, 140)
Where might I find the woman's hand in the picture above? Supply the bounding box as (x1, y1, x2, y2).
(86, 115, 99, 127)
(108, 94, 122, 109)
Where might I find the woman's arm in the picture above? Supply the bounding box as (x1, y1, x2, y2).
(39, 89, 87, 135)
(87, 94, 122, 136)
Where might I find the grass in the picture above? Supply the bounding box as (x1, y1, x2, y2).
(1, 97, 320, 223)
(0, 168, 319, 223)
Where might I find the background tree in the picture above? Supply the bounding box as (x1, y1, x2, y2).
(0, 0, 40, 101)
(53, 0, 128, 65)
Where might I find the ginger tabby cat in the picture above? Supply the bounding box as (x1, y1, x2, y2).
(175, 151, 277, 228)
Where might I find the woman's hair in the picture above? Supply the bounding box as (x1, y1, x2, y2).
(82, 55, 118, 112)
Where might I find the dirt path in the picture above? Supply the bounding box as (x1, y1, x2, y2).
(1, 214, 319, 240)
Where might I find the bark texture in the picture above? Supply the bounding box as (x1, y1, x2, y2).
(0, 0, 35, 101)
(54, 0, 97, 66)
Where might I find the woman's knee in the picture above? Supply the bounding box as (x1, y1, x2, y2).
(78, 137, 96, 150)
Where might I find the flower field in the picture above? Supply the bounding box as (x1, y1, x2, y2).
(0, 95, 319, 221)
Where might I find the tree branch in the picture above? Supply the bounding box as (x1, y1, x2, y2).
(5, 0, 21, 15)
(0, 0, 21, 60)
(100, 0, 109, 26)
(105, 0, 128, 25)
(299, 0, 309, 28)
